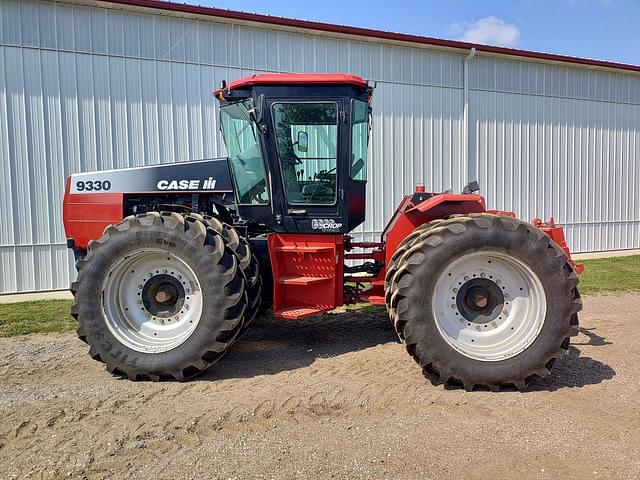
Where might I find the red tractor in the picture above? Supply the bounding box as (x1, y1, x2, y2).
(63, 73, 582, 390)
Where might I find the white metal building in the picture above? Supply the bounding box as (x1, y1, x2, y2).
(1, 0, 639, 294)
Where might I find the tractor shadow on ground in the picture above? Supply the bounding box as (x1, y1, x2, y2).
(199, 309, 616, 392)
(199, 305, 400, 381)
(572, 327, 614, 347)
(527, 327, 615, 392)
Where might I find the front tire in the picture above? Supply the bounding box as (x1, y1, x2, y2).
(387, 214, 582, 391)
(71, 212, 246, 381)
(193, 214, 263, 331)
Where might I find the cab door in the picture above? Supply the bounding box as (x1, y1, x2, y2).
(269, 99, 347, 233)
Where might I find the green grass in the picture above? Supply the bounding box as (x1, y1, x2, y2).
(0, 255, 638, 337)
(0, 300, 75, 337)
(577, 254, 640, 295)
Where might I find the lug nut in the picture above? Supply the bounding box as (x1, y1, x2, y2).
(464, 275, 469, 281)
(453, 287, 458, 293)
(480, 272, 486, 278)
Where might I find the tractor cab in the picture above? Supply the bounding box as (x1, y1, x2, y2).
(215, 74, 373, 235)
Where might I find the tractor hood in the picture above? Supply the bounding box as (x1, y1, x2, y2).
(63, 158, 235, 250)
(66, 158, 234, 195)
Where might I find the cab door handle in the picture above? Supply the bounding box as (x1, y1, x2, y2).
(288, 209, 307, 215)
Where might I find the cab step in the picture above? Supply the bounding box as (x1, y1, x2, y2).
(268, 234, 344, 320)
(274, 307, 328, 319)
(277, 275, 332, 286)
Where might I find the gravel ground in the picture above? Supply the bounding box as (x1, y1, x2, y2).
(0, 293, 637, 479)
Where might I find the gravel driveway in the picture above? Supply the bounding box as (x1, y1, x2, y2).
(0, 293, 636, 479)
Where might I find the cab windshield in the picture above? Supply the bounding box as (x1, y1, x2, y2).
(220, 100, 269, 205)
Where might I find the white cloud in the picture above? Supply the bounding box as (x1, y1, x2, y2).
(451, 17, 521, 48)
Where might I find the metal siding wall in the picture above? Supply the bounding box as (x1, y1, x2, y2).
(470, 56, 640, 253)
(0, 0, 465, 293)
(0, 0, 638, 293)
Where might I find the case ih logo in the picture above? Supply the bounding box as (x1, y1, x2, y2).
(156, 177, 217, 191)
(311, 219, 342, 231)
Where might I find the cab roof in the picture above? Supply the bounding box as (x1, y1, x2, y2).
(220, 73, 368, 92)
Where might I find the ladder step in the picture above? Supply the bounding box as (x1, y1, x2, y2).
(274, 307, 328, 319)
(274, 246, 334, 253)
(277, 275, 332, 286)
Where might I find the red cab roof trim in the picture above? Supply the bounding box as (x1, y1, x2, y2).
(105, 0, 640, 75)
(224, 73, 368, 91)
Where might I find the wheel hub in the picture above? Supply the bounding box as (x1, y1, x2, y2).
(456, 278, 504, 324)
(141, 274, 185, 318)
(467, 288, 488, 310)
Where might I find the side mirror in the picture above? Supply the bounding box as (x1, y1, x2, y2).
(296, 131, 308, 153)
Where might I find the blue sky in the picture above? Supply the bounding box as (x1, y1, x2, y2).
(197, 0, 640, 65)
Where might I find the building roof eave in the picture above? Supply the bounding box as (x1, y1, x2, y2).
(100, 0, 640, 75)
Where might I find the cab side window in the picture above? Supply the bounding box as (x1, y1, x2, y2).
(350, 99, 369, 181)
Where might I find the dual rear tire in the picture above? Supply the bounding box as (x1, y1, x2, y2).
(71, 211, 260, 381)
(385, 214, 582, 391)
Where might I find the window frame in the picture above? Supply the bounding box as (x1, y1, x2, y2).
(350, 98, 370, 182)
(270, 100, 341, 207)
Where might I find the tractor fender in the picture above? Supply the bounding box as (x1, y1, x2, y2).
(382, 193, 486, 267)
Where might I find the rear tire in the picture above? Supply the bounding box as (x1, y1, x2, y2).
(387, 214, 582, 391)
(71, 211, 246, 381)
(384, 218, 446, 333)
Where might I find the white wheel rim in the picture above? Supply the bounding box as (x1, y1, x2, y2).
(432, 251, 546, 362)
(101, 249, 203, 353)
